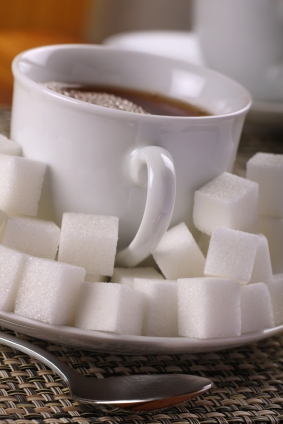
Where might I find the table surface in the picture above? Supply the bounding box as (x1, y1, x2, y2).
(0, 108, 283, 424)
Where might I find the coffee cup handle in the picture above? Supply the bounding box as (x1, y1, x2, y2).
(115, 146, 176, 268)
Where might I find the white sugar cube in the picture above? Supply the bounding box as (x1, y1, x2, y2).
(152, 222, 205, 279)
(193, 172, 258, 235)
(0, 134, 22, 156)
(268, 279, 283, 326)
(111, 267, 164, 288)
(58, 213, 118, 277)
(1, 216, 60, 259)
(0, 245, 27, 311)
(15, 257, 86, 325)
(249, 234, 273, 284)
(204, 227, 259, 284)
(0, 154, 46, 216)
(133, 278, 178, 337)
(255, 216, 283, 274)
(75, 282, 145, 335)
(178, 277, 241, 338)
(240, 283, 274, 333)
(247, 153, 283, 218)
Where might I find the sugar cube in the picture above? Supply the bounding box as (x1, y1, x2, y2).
(1, 216, 60, 259)
(247, 153, 283, 218)
(240, 283, 274, 333)
(178, 277, 241, 338)
(133, 278, 178, 336)
(58, 213, 118, 277)
(0, 245, 27, 311)
(15, 256, 86, 325)
(204, 227, 259, 284)
(268, 279, 283, 326)
(193, 172, 258, 235)
(152, 222, 205, 279)
(111, 267, 163, 288)
(0, 154, 46, 216)
(255, 216, 283, 274)
(0, 134, 22, 156)
(249, 234, 273, 284)
(75, 282, 145, 335)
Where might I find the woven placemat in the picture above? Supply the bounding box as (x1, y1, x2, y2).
(1, 327, 283, 424)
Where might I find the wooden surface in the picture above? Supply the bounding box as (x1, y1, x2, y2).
(0, 0, 91, 35)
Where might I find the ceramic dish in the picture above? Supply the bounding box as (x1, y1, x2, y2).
(103, 30, 205, 65)
(0, 310, 282, 354)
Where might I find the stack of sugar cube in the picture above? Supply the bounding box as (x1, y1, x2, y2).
(0, 129, 282, 340)
(0, 134, 122, 327)
(151, 163, 282, 339)
(179, 154, 283, 338)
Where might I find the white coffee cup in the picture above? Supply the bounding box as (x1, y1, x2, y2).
(11, 44, 251, 267)
(193, 0, 283, 101)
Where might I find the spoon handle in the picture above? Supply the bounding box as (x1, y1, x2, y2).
(0, 331, 75, 384)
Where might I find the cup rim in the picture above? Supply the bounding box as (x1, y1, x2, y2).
(12, 43, 252, 121)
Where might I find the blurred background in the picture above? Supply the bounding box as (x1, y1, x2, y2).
(0, 0, 192, 105)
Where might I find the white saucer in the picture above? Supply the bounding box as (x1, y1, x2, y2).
(103, 30, 283, 128)
(0, 310, 282, 354)
(103, 30, 205, 66)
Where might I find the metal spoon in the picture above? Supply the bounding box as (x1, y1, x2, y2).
(0, 331, 213, 411)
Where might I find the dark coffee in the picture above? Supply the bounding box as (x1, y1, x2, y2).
(46, 82, 210, 117)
